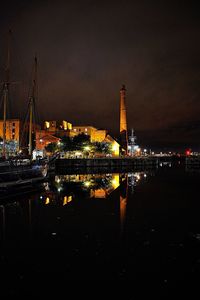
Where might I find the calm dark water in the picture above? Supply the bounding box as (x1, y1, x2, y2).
(1, 163, 200, 291)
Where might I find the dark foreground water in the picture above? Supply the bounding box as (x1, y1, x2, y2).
(1, 163, 200, 292)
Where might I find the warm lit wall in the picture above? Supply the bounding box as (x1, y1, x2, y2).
(36, 130, 60, 150)
(72, 126, 96, 138)
(111, 140, 120, 156)
(91, 130, 107, 142)
(44, 120, 72, 132)
(0, 119, 20, 143)
(105, 135, 120, 156)
(72, 126, 108, 143)
(44, 120, 57, 132)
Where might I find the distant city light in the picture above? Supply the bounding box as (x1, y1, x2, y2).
(186, 149, 191, 156)
(84, 146, 90, 151)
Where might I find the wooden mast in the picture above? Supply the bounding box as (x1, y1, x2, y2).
(2, 30, 11, 158)
(28, 56, 37, 156)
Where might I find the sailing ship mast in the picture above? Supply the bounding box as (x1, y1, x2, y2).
(2, 30, 11, 157)
(28, 56, 37, 156)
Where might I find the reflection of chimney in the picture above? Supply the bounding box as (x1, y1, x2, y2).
(120, 175, 128, 236)
(120, 85, 128, 153)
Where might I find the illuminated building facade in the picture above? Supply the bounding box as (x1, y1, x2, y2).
(0, 119, 20, 142)
(72, 126, 119, 156)
(41, 121, 120, 156)
(72, 126, 101, 140)
(0, 119, 20, 153)
(35, 130, 61, 151)
(44, 120, 72, 135)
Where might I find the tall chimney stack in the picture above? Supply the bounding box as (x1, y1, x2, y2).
(120, 84, 128, 154)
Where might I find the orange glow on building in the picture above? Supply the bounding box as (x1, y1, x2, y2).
(0, 119, 20, 144)
(35, 130, 61, 151)
(44, 120, 72, 132)
(120, 85, 128, 153)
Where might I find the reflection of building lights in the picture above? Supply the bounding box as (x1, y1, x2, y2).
(68, 195, 72, 202)
(93, 189, 106, 198)
(84, 181, 91, 187)
(111, 174, 120, 189)
(63, 196, 67, 205)
(45, 197, 50, 204)
(111, 179, 118, 189)
(63, 195, 73, 205)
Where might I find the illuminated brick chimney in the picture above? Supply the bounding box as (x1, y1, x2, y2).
(120, 84, 128, 154)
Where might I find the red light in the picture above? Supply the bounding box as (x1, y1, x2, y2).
(186, 149, 191, 156)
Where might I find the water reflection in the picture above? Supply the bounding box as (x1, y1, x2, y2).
(2, 166, 200, 284)
(40, 172, 150, 235)
(0, 170, 152, 288)
(0, 171, 151, 243)
(39, 172, 150, 204)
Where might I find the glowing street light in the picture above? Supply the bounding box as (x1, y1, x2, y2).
(84, 146, 90, 151)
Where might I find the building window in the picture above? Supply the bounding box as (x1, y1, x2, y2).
(12, 122, 15, 127)
(85, 128, 87, 132)
(74, 129, 76, 132)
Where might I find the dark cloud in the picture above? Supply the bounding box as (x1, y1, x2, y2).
(1, 0, 200, 150)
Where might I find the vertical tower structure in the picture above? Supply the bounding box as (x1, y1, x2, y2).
(120, 84, 128, 154)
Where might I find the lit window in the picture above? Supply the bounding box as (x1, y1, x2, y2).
(85, 128, 87, 132)
(68, 123, 72, 130)
(74, 129, 76, 132)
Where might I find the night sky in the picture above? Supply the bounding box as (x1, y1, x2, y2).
(1, 0, 200, 150)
